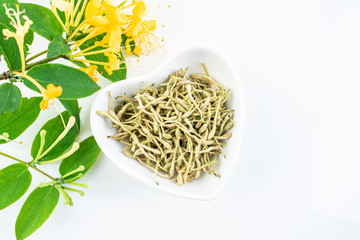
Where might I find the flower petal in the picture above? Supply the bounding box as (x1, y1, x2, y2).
(132, 1, 146, 21)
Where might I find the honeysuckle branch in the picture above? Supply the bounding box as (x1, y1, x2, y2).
(0, 151, 88, 207)
(25, 49, 48, 63)
(0, 55, 65, 81)
(0, 151, 56, 180)
(24, 55, 64, 71)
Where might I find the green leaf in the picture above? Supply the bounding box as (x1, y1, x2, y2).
(0, 83, 22, 114)
(0, 23, 34, 70)
(59, 136, 100, 177)
(25, 63, 101, 100)
(71, 60, 87, 68)
(18, 3, 63, 41)
(0, 97, 42, 144)
(0, 163, 31, 210)
(47, 35, 71, 58)
(80, 34, 127, 82)
(59, 99, 80, 129)
(15, 186, 59, 240)
(31, 111, 78, 162)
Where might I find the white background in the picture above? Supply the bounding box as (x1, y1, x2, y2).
(1, 0, 360, 239)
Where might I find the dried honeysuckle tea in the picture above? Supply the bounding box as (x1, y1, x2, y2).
(98, 65, 235, 186)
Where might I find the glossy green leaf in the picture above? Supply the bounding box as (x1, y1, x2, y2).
(47, 35, 71, 58)
(0, 83, 22, 114)
(59, 99, 80, 129)
(25, 63, 101, 99)
(71, 60, 87, 68)
(19, 3, 63, 41)
(0, 163, 31, 210)
(0, 22, 34, 71)
(71, 61, 87, 68)
(0, 97, 42, 144)
(31, 111, 78, 162)
(15, 186, 59, 240)
(59, 136, 100, 177)
(80, 34, 127, 82)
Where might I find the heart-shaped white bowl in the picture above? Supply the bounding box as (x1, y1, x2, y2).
(90, 46, 245, 200)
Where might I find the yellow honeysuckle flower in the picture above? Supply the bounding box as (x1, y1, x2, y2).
(82, 0, 124, 74)
(79, 65, 99, 82)
(39, 84, 63, 110)
(14, 72, 62, 110)
(132, 0, 146, 21)
(84, 0, 103, 20)
(123, 1, 158, 55)
(71, 0, 159, 76)
(51, 0, 72, 12)
(2, 4, 33, 72)
(51, 0, 91, 34)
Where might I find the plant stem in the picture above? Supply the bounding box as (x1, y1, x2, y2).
(0, 55, 64, 80)
(0, 72, 8, 80)
(25, 55, 63, 71)
(26, 49, 48, 63)
(0, 152, 56, 181)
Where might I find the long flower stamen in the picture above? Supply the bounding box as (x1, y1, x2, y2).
(73, 48, 118, 57)
(73, 42, 99, 54)
(53, 102, 66, 127)
(73, 58, 112, 66)
(71, 28, 105, 52)
(50, 5, 67, 31)
(66, 21, 86, 41)
(68, 0, 75, 27)
(71, 0, 82, 27)
(64, 2, 70, 33)
(73, 0, 89, 27)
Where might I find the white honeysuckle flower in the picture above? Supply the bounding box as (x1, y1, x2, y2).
(2, 5, 33, 42)
(2, 4, 33, 72)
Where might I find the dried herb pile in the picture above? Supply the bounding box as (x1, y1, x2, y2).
(98, 66, 234, 186)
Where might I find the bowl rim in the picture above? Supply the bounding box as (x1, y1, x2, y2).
(90, 45, 245, 200)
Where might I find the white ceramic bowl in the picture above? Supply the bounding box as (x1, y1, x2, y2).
(90, 46, 245, 200)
